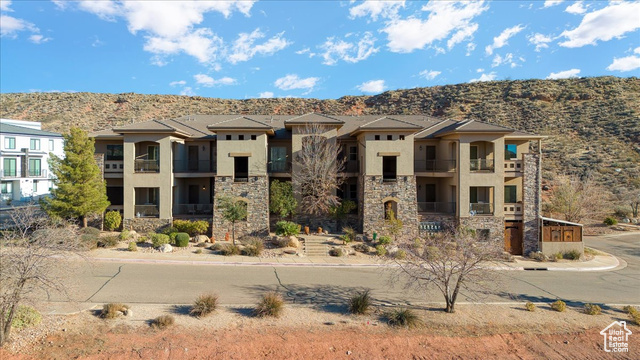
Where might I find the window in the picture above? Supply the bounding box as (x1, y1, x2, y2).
(33, 180, 38, 193)
(28, 158, 41, 176)
(251, 135, 257, 140)
(239, 135, 244, 140)
(399, 135, 405, 140)
(387, 135, 393, 140)
(147, 145, 159, 160)
(504, 185, 517, 203)
(106, 145, 123, 160)
(374, 135, 380, 141)
(4, 137, 15, 149)
(148, 188, 159, 204)
(2, 158, 16, 177)
(106, 187, 124, 205)
(384, 200, 398, 219)
(349, 146, 357, 161)
(349, 184, 357, 199)
(226, 135, 232, 140)
(49, 139, 54, 151)
(30, 139, 40, 150)
(270, 147, 287, 172)
(234, 156, 249, 182)
(505, 144, 517, 160)
(1, 181, 12, 194)
(382, 156, 397, 181)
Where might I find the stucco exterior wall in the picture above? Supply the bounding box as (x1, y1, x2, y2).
(215, 132, 267, 177)
(358, 133, 415, 176)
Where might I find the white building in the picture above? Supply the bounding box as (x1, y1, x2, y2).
(0, 119, 64, 203)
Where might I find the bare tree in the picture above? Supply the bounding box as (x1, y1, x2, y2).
(0, 206, 85, 346)
(292, 123, 346, 215)
(394, 228, 504, 313)
(615, 185, 640, 218)
(547, 174, 608, 223)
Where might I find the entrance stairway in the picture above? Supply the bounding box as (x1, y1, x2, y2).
(301, 236, 328, 257)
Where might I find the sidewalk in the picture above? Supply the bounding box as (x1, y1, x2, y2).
(88, 246, 622, 272)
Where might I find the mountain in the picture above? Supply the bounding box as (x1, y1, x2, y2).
(1, 76, 639, 189)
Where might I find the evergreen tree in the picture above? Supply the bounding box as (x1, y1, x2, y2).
(41, 128, 110, 227)
(269, 180, 297, 219)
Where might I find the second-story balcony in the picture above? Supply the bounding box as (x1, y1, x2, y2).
(27, 168, 47, 177)
(504, 160, 523, 175)
(470, 159, 494, 172)
(414, 160, 457, 173)
(418, 202, 456, 214)
(173, 160, 216, 173)
(342, 160, 359, 173)
(1, 168, 48, 178)
(173, 203, 214, 216)
(470, 202, 494, 215)
(135, 159, 160, 173)
(1, 168, 18, 178)
(504, 203, 523, 215)
(268, 160, 291, 173)
(105, 161, 123, 173)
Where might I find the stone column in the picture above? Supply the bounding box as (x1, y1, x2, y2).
(523, 153, 541, 255)
(212, 176, 269, 241)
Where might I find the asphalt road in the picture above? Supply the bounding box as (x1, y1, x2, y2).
(51, 232, 640, 307)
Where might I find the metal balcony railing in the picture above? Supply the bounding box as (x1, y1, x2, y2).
(469, 203, 494, 215)
(417, 202, 456, 214)
(134, 159, 160, 173)
(135, 204, 159, 217)
(173, 160, 216, 173)
(470, 159, 494, 172)
(1, 168, 18, 178)
(268, 161, 291, 173)
(28, 169, 46, 177)
(173, 204, 213, 215)
(414, 160, 457, 172)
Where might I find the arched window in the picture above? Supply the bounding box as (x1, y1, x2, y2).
(384, 200, 398, 220)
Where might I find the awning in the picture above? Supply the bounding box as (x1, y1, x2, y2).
(541, 216, 583, 227)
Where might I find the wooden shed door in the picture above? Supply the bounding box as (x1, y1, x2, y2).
(504, 223, 523, 255)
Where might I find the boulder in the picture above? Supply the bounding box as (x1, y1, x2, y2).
(283, 249, 297, 255)
(288, 236, 300, 248)
(159, 244, 173, 253)
(387, 246, 399, 255)
(194, 235, 209, 243)
(124, 308, 133, 317)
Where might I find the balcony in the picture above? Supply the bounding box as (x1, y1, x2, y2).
(1, 168, 48, 178)
(135, 204, 159, 217)
(1, 168, 17, 178)
(173, 204, 213, 216)
(418, 202, 456, 214)
(504, 160, 523, 175)
(105, 161, 123, 173)
(504, 203, 523, 215)
(27, 168, 47, 178)
(173, 160, 216, 173)
(414, 160, 457, 173)
(470, 159, 494, 172)
(134, 159, 159, 173)
(343, 161, 359, 173)
(268, 161, 291, 173)
(469, 203, 494, 215)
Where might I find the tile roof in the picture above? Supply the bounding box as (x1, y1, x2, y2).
(0, 123, 62, 137)
(206, 116, 275, 134)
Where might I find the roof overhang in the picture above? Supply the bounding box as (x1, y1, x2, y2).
(111, 128, 192, 138)
(541, 216, 583, 227)
(350, 127, 422, 137)
(504, 135, 548, 140)
(206, 126, 275, 136)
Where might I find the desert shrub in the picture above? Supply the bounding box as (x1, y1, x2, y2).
(194, 248, 202, 254)
(173, 219, 209, 236)
(341, 226, 356, 244)
(136, 236, 148, 244)
(151, 233, 171, 248)
(168, 232, 178, 244)
(377, 236, 392, 246)
(275, 221, 299, 237)
(161, 226, 178, 235)
(525, 302, 536, 312)
(348, 290, 372, 315)
(219, 244, 241, 256)
(241, 238, 264, 257)
(353, 243, 371, 253)
(97, 235, 119, 248)
(104, 211, 122, 231)
(100, 303, 129, 319)
(254, 292, 284, 318)
(584, 303, 601, 315)
(329, 248, 344, 257)
(151, 315, 174, 329)
(528, 251, 547, 262)
(7, 305, 42, 330)
(552, 252, 563, 261)
(175, 233, 190, 247)
(119, 230, 130, 240)
(603, 216, 618, 226)
(624, 305, 638, 316)
(196, 242, 208, 247)
(375, 245, 387, 256)
(80, 227, 101, 236)
(127, 242, 137, 252)
(386, 308, 421, 328)
(551, 300, 566, 312)
(190, 293, 219, 318)
(563, 250, 582, 260)
(412, 238, 423, 249)
(584, 247, 602, 256)
(394, 249, 406, 260)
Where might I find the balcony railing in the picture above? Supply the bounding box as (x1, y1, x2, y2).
(504, 203, 523, 214)
(1, 168, 48, 178)
(414, 160, 457, 172)
(135, 204, 159, 217)
(173, 160, 216, 173)
(342, 161, 359, 173)
(504, 160, 523, 173)
(173, 204, 213, 215)
(268, 161, 291, 173)
(469, 203, 494, 215)
(135, 159, 160, 173)
(105, 161, 124, 172)
(418, 202, 456, 214)
(1, 169, 18, 178)
(27, 169, 46, 177)
(470, 159, 494, 172)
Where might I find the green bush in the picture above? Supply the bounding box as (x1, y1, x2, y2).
(194, 248, 203, 254)
(173, 220, 209, 236)
(329, 248, 344, 257)
(275, 221, 299, 237)
(80, 227, 101, 236)
(151, 315, 174, 329)
(603, 216, 618, 226)
(241, 238, 264, 257)
(100, 303, 129, 319)
(563, 250, 582, 260)
(551, 300, 566, 312)
(98, 235, 119, 248)
(80, 234, 99, 249)
(386, 308, 421, 328)
(190, 293, 219, 318)
(219, 244, 240, 256)
(175, 233, 190, 247)
(377, 236, 392, 246)
(151, 233, 171, 248)
(161, 226, 178, 235)
(119, 230, 130, 240)
(525, 302, 536, 312)
(341, 226, 356, 243)
(168, 232, 178, 244)
(254, 292, 284, 318)
(7, 305, 42, 330)
(128, 242, 137, 252)
(104, 211, 122, 231)
(624, 305, 638, 316)
(394, 249, 406, 260)
(375, 245, 387, 256)
(353, 243, 371, 253)
(348, 290, 371, 315)
(584, 303, 601, 315)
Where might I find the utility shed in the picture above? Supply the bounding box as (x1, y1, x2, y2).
(540, 217, 583, 256)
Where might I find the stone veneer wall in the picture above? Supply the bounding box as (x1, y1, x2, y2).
(212, 176, 269, 240)
(94, 153, 104, 178)
(523, 153, 541, 255)
(123, 217, 172, 233)
(362, 176, 419, 241)
(459, 216, 505, 243)
(294, 214, 359, 234)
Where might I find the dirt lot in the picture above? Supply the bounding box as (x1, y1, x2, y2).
(2, 303, 638, 359)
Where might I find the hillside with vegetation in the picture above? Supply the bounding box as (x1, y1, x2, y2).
(1, 76, 638, 191)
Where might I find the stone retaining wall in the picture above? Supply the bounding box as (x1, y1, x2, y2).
(122, 217, 172, 233)
(459, 216, 505, 243)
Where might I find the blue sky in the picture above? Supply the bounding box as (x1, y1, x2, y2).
(1, 1, 639, 99)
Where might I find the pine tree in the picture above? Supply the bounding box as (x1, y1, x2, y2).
(41, 128, 110, 227)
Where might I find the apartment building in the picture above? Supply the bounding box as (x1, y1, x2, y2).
(92, 114, 545, 255)
(0, 119, 64, 203)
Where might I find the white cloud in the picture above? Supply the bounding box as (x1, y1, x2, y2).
(259, 91, 274, 98)
(349, 0, 405, 21)
(29, 34, 51, 44)
(466, 42, 476, 56)
(607, 48, 640, 72)
(227, 29, 290, 64)
(0, 14, 37, 37)
(169, 80, 186, 87)
(357, 80, 386, 93)
(447, 22, 478, 50)
(559, 2, 640, 48)
(382, 1, 487, 53)
(180, 87, 195, 96)
(319, 32, 378, 65)
(1, 0, 12, 12)
(274, 74, 319, 91)
(528, 33, 553, 52)
(476, 68, 484, 73)
(419, 70, 441, 80)
(295, 48, 316, 57)
(485, 24, 524, 55)
(470, 72, 497, 82)
(543, 0, 564, 8)
(194, 74, 236, 87)
(143, 27, 223, 64)
(546, 68, 581, 79)
(565, 1, 587, 15)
